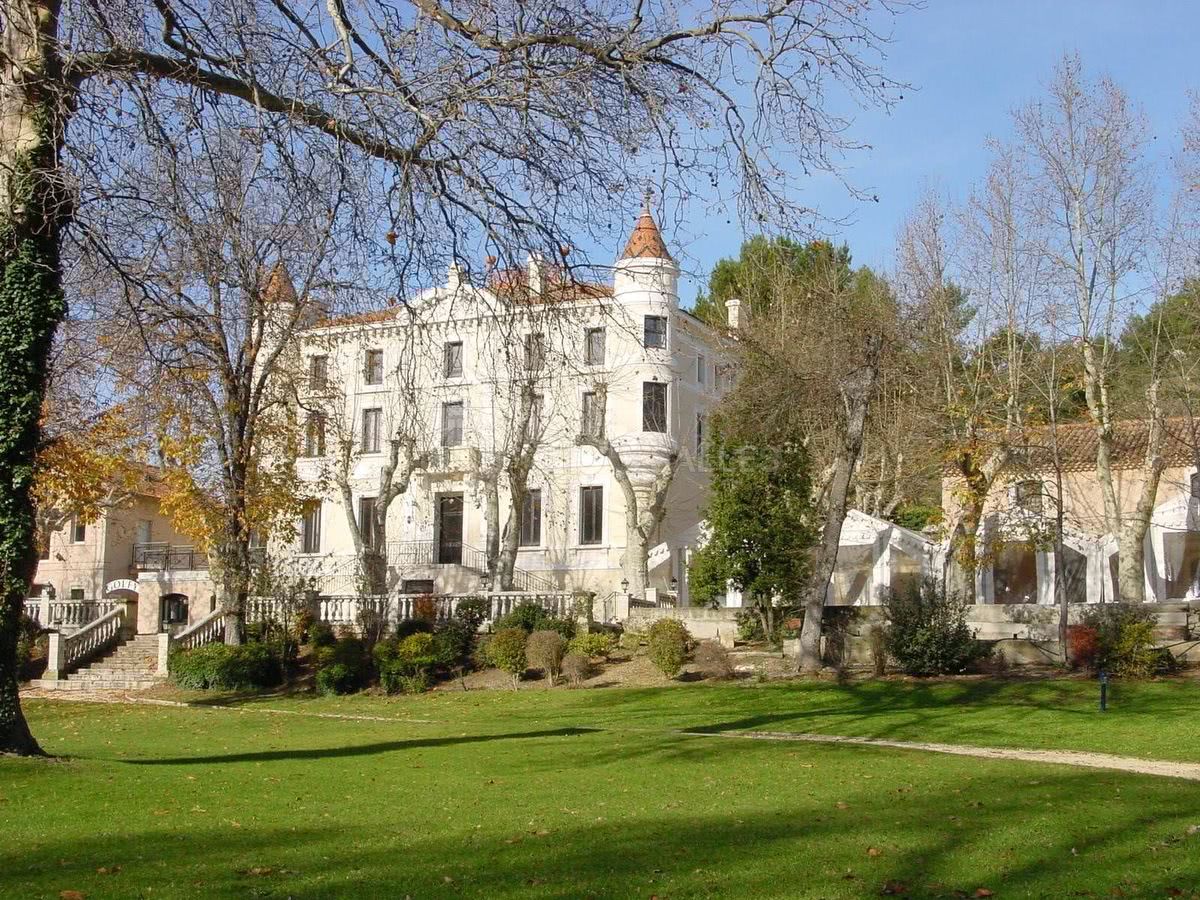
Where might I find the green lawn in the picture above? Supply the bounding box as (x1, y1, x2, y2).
(3, 680, 1200, 898)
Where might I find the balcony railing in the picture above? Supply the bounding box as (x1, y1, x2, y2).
(133, 542, 209, 571)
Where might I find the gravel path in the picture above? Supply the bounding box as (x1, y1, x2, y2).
(682, 729, 1200, 781)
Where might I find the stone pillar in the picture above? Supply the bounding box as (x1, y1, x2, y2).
(156, 633, 171, 676)
(45, 631, 66, 681)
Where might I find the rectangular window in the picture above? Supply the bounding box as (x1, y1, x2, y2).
(444, 341, 463, 379)
(442, 401, 464, 447)
(1015, 480, 1043, 514)
(530, 393, 544, 436)
(525, 332, 545, 371)
(585, 327, 606, 366)
(581, 391, 601, 436)
(301, 502, 322, 554)
(38, 530, 50, 560)
(643, 382, 667, 433)
(520, 489, 542, 547)
(309, 355, 328, 390)
(364, 349, 384, 385)
(358, 496, 377, 550)
(72, 519, 86, 543)
(696, 354, 707, 385)
(696, 413, 705, 453)
(69, 587, 85, 601)
(643, 315, 667, 349)
(305, 413, 326, 457)
(579, 486, 603, 545)
(361, 407, 382, 453)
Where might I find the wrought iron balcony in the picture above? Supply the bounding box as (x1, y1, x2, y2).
(133, 542, 209, 571)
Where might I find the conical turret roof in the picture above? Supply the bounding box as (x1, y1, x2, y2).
(620, 208, 673, 261)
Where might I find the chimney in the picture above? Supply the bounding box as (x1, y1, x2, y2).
(725, 297, 744, 330)
(527, 252, 543, 295)
(447, 261, 464, 290)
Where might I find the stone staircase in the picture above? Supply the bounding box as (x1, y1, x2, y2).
(32, 634, 166, 691)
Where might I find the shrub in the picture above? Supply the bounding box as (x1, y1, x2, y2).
(526, 630, 567, 682)
(15, 613, 39, 671)
(618, 629, 645, 652)
(453, 596, 490, 631)
(494, 602, 576, 639)
(868, 626, 887, 677)
(646, 618, 692, 678)
(562, 652, 591, 686)
(376, 632, 439, 694)
(734, 609, 762, 643)
(314, 637, 369, 695)
(883, 580, 990, 676)
(316, 664, 361, 696)
(413, 594, 437, 622)
(1067, 624, 1099, 670)
(395, 617, 435, 639)
(1080, 604, 1161, 677)
(693, 640, 734, 680)
(568, 632, 615, 660)
(307, 621, 336, 648)
(485, 627, 528, 689)
(433, 619, 476, 671)
(171, 643, 283, 690)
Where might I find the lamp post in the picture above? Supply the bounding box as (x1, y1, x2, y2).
(1099, 670, 1108, 712)
(620, 577, 629, 596)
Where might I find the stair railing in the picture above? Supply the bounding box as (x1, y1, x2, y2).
(45, 603, 128, 680)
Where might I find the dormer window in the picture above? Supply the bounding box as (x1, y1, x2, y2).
(1015, 480, 1043, 514)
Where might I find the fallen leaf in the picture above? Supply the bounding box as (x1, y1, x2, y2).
(59, 892, 85, 900)
(95, 866, 121, 875)
(974, 890, 994, 898)
(868, 848, 882, 858)
(881, 881, 909, 896)
(836, 802, 850, 810)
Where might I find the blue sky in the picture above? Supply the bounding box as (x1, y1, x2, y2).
(671, 0, 1199, 306)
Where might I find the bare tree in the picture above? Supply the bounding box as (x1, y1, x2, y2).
(0, 0, 906, 755)
(1014, 55, 1156, 601)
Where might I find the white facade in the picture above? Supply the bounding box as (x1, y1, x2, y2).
(290, 213, 729, 600)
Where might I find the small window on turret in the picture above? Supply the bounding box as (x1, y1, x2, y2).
(643, 315, 667, 349)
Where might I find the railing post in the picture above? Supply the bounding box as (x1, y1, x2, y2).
(156, 633, 171, 676)
(45, 631, 66, 681)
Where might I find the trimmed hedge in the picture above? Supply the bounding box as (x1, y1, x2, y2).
(493, 602, 576, 639)
(171, 643, 282, 690)
(314, 637, 370, 695)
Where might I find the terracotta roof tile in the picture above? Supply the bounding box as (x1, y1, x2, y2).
(620, 210, 672, 260)
(947, 419, 1200, 475)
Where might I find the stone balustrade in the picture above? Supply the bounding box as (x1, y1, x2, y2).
(46, 604, 128, 680)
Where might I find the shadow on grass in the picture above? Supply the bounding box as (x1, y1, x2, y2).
(3, 766, 1198, 898)
(123, 726, 599, 765)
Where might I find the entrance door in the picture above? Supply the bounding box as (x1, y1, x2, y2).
(436, 494, 464, 565)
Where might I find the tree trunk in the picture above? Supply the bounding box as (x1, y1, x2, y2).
(798, 339, 881, 673)
(483, 468, 500, 578)
(1117, 385, 1167, 603)
(0, 0, 69, 755)
(496, 467, 527, 592)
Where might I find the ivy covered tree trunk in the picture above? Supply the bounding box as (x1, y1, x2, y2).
(0, 0, 69, 755)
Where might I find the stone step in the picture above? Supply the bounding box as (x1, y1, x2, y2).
(31, 677, 164, 691)
(70, 669, 158, 680)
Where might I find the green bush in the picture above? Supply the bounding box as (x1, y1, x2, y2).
(1080, 604, 1164, 677)
(314, 637, 369, 695)
(568, 632, 616, 660)
(485, 627, 528, 689)
(883, 580, 991, 676)
(494, 602, 576, 639)
(395, 617, 435, 639)
(16, 613, 39, 669)
(526, 629, 567, 681)
(453, 596, 490, 631)
(433, 619, 475, 670)
(171, 643, 283, 690)
(307, 621, 336, 648)
(646, 618, 692, 678)
(375, 632, 439, 694)
(315, 663, 360, 696)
